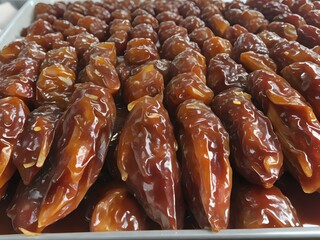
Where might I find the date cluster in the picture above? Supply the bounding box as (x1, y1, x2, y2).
(0, 0, 320, 234)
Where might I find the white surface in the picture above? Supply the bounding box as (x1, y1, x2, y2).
(0, 2, 17, 34)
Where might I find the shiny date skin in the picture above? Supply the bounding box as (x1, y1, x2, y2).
(212, 88, 283, 188)
(207, 53, 248, 95)
(0, 97, 29, 192)
(117, 96, 184, 230)
(8, 83, 116, 232)
(232, 180, 301, 229)
(281, 62, 320, 120)
(90, 183, 151, 232)
(12, 105, 63, 185)
(247, 70, 320, 193)
(176, 99, 232, 232)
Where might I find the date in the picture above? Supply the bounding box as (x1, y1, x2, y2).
(281, 62, 320, 120)
(247, 70, 320, 193)
(176, 99, 232, 231)
(240, 51, 277, 73)
(212, 88, 283, 188)
(232, 181, 301, 228)
(117, 96, 184, 229)
(165, 72, 214, 112)
(12, 105, 62, 185)
(207, 53, 248, 94)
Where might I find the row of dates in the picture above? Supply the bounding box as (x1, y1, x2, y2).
(0, 0, 320, 234)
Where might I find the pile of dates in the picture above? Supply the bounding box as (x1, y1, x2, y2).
(1, 0, 320, 234)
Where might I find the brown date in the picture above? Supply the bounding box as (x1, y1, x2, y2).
(51, 40, 71, 49)
(170, 49, 206, 82)
(223, 24, 248, 45)
(225, 9, 268, 33)
(8, 83, 117, 232)
(0, 39, 25, 64)
(207, 53, 248, 94)
(35, 13, 57, 25)
(176, 99, 232, 231)
(165, 72, 214, 113)
(63, 25, 87, 37)
(36, 64, 76, 109)
(281, 62, 320, 120)
(296, 25, 320, 49)
(231, 33, 269, 63)
(80, 56, 120, 95)
(257, 30, 283, 49)
(87, 5, 111, 23)
(117, 96, 184, 229)
(269, 40, 320, 70)
(17, 41, 46, 66)
(130, 23, 159, 44)
(206, 14, 230, 37)
(132, 15, 159, 31)
(109, 19, 132, 35)
(90, 184, 151, 232)
(123, 64, 164, 105)
(156, 11, 183, 24)
(41, 46, 78, 72)
(125, 38, 159, 65)
(0, 97, 29, 191)
(259, 2, 291, 21)
(232, 181, 301, 228)
(158, 21, 188, 44)
(107, 30, 128, 56)
(212, 88, 283, 188)
(26, 32, 64, 50)
(67, 32, 99, 57)
(202, 37, 232, 63)
(12, 105, 63, 185)
(111, 9, 132, 21)
(273, 13, 306, 29)
(189, 27, 214, 49)
(77, 16, 108, 41)
(240, 51, 277, 73)
(178, 1, 200, 18)
(200, 4, 222, 23)
(52, 19, 73, 34)
(130, 59, 171, 84)
(179, 16, 205, 34)
(82, 42, 117, 67)
(0, 57, 39, 103)
(267, 21, 297, 41)
(304, 10, 320, 28)
(247, 70, 320, 193)
(26, 19, 54, 36)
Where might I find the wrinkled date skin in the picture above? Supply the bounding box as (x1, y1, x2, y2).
(41, 46, 78, 72)
(207, 53, 248, 94)
(0, 97, 29, 191)
(158, 21, 188, 44)
(82, 42, 117, 67)
(90, 184, 151, 232)
(270, 40, 320, 70)
(170, 49, 206, 82)
(281, 62, 320, 120)
(165, 72, 214, 113)
(176, 99, 232, 231)
(0, 57, 40, 103)
(36, 64, 76, 109)
(266, 21, 297, 41)
(202, 37, 232, 63)
(117, 96, 184, 230)
(232, 182, 301, 228)
(123, 64, 164, 105)
(125, 38, 160, 65)
(257, 30, 283, 49)
(212, 88, 283, 188)
(231, 33, 269, 63)
(8, 83, 117, 232)
(296, 25, 320, 49)
(189, 27, 215, 49)
(80, 56, 120, 95)
(12, 105, 63, 185)
(247, 70, 320, 193)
